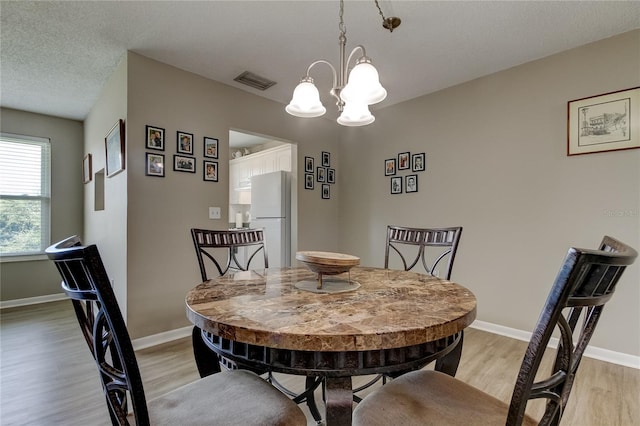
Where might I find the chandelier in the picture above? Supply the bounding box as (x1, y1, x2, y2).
(285, 0, 400, 127)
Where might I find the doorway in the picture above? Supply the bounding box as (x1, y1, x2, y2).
(228, 129, 298, 267)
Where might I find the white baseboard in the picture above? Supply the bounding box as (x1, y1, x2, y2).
(132, 326, 193, 351)
(0, 293, 67, 309)
(470, 320, 640, 370)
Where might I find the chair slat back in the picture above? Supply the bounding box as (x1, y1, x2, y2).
(385, 225, 463, 279)
(46, 236, 149, 425)
(191, 228, 269, 281)
(507, 235, 637, 426)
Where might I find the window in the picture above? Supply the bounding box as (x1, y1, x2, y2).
(0, 133, 51, 257)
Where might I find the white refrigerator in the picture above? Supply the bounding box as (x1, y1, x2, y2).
(250, 171, 291, 267)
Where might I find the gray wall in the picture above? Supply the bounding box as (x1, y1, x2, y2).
(338, 30, 640, 356)
(121, 52, 342, 338)
(0, 108, 83, 301)
(84, 55, 129, 313)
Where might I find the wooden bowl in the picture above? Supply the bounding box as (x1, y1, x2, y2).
(296, 251, 360, 288)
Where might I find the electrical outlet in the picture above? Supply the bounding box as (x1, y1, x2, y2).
(208, 207, 221, 219)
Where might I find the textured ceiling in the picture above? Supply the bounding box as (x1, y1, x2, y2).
(1, 1, 639, 122)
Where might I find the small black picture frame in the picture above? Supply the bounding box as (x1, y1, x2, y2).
(406, 174, 418, 193)
(327, 168, 335, 184)
(203, 160, 218, 181)
(305, 156, 314, 173)
(145, 153, 165, 177)
(204, 137, 218, 159)
(412, 153, 425, 172)
(398, 152, 410, 170)
(305, 173, 314, 190)
(177, 131, 194, 155)
(391, 176, 402, 194)
(321, 184, 330, 199)
(146, 125, 165, 151)
(385, 158, 396, 176)
(317, 166, 326, 182)
(174, 155, 196, 173)
(322, 151, 330, 167)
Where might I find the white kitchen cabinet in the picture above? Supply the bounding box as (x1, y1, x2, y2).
(229, 145, 292, 202)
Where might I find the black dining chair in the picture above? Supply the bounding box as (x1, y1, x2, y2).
(353, 226, 465, 400)
(385, 225, 463, 279)
(190, 227, 271, 376)
(47, 236, 306, 426)
(353, 235, 637, 426)
(191, 227, 268, 281)
(190, 228, 323, 420)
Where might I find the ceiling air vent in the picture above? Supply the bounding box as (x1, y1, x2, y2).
(234, 71, 276, 91)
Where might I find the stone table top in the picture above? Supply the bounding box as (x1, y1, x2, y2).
(186, 266, 477, 352)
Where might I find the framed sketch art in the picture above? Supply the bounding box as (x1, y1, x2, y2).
(105, 119, 125, 177)
(568, 87, 639, 156)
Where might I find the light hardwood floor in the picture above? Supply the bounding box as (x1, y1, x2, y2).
(1, 300, 638, 425)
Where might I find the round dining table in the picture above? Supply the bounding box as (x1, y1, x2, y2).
(185, 266, 477, 425)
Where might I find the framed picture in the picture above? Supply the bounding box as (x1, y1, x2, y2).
(203, 160, 218, 181)
(317, 166, 326, 182)
(412, 153, 426, 172)
(177, 131, 194, 155)
(390, 176, 402, 194)
(327, 168, 335, 184)
(398, 152, 410, 170)
(322, 151, 331, 167)
(146, 125, 164, 151)
(406, 174, 418, 193)
(82, 154, 92, 184)
(105, 119, 125, 178)
(568, 87, 639, 156)
(385, 158, 396, 176)
(145, 153, 165, 177)
(305, 156, 314, 173)
(204, 137, 218, 158)
(321, 184, 330, 199)
(305, 173, 314, 190)
(173, 155, 196, 173)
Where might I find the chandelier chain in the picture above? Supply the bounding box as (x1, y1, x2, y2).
(339, 0, 346, 35)
(374, 0, 387, 23)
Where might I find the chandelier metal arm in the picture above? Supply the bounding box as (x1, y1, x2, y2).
(304, 60, 341, 106)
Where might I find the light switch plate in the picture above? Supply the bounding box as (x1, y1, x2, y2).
(208, 207, 221, 219)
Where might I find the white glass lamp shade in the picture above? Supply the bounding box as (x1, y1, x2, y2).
(340, 62, 387, 105)
(285, 80, 326, 118)
(337, 101, 375, 127)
